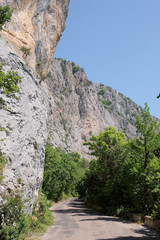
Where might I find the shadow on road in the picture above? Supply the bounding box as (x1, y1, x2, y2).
(80, 216, 131, 224)
(52, 198, 159, 239)
(97, 237, 158, 240)
(97, 238, 157, 240)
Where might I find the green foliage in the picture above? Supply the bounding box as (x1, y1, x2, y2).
(0, 150, 6, 182)
(127, 118, 133, 125)
(20, 46, 31, 58)
(47, 72, 53, 80)
(85, 78, 92, 86)
(0, 193, 26, 240)
(157, 93, 160, 99)
(0, 192, 53, 240)
(0, 63, 22, 107)
(37, 70, 47, 81)
(83, 127, 128, 207)
(152, 200, 160, 219)
(0, 63, 22, 95)
(81, 105, 160, 217)
(57, 58, 66, 63)
(60, 60, 67, 76)
(72, 65, 81, 74)
(36, 61, 41, 67)
(116, 111, 125, 118)
(98, 89, 106, 95)
(135, 103, 159, 169)
(118, 92, 124, 99)
(42, 144, 88, 202)
(101, 99, 112, 107)
(24, 193, 53, 236)
(0, 5, 12, 31)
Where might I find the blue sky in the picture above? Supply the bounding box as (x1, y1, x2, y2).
(54, 0, 160, 118)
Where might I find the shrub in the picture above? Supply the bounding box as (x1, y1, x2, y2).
(25, 193, 53, 235)
(20, 46, 31, 58)
(0, 193, 26, 240)
(72, 65, 80, 74)
(36, 61, 41, 67)
(0, 150, 6, 183)
(85, 79, 92, 86)
(98, 89, 106, 95)
(60, 61, 67, 76)
(102, 100, 112, 106)
(47, 72, 53, 80)
(57, 58, 66, 63)
(0, 5, 12, 31)
(37, 70, 47, 81)
(0, 63, 22, 107)
(0, 192, 53, 240)
(152, 200, 160, 219)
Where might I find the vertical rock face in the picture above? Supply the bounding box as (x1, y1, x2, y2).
(0, 38, 48, 213)
(46, 59, 142, 160)
(0, 0, 70, 72)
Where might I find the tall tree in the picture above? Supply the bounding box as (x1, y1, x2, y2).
(83, 127, 128, 207)
(135, 103, 160, 169)
(130, 103, 160, 211)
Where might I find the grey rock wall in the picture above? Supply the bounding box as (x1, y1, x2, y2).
(0, 38, 48, 213)
(46, 59, 142, 160)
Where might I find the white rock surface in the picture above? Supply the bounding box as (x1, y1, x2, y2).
(0, 38, 48, 213)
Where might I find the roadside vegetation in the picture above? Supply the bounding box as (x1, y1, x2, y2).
(79, 103, 160, 219)
(42, 144, 89, 202)
(0, 192, 53, 240)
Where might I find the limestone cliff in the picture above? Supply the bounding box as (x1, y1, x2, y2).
(0, 38, 48, 213)
(46, 59, 142, 160)
(0, 0, 70, 73)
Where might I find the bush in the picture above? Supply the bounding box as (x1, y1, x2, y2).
(0, 193, 26, 240)
(85, 79, 92, 86)
(57, 58, 66, 63)
(152, 200, 160, 219)
(0, 5, 12, 31)
(0, 63, 22, 107)
(0, 150, 6, 183)
(98, 89, 106, 95)
(0, 192, 53, 240)
(20, 46, 31, 58)
(25, 193, 53, 235)
(72, 65, 81, 74)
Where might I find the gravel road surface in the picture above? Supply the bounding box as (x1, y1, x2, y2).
(41, 198, 159, 240)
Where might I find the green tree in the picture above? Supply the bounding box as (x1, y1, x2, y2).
(128, 103, 160, 212)
(81, 110, 160, 216)
(83, 127, 128, 208)
(42, 144, 88, 201)
(0, 5, 12, 31)
(135, 103, 160, 169)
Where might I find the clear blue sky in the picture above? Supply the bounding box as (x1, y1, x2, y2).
(54, 0, 160, 118)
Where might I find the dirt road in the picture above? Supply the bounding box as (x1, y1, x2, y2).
(41, 198, 159, 240)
